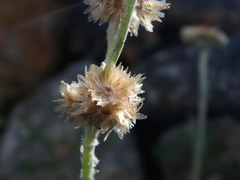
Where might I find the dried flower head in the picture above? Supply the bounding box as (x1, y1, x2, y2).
(83, 0, 125, 26)
(180, 25, 229, 48)
(130, 0, 170, 36)
(83, 0, 170, 36)
(55, 63, 146, 139)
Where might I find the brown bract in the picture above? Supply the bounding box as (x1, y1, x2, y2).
(54, 63, 146, 139)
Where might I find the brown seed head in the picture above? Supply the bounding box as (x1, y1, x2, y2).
(83, 0, 170, 36)
(55, 63, 146, 139)
(83, 0, 125, 25)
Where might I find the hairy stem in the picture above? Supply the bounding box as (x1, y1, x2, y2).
(190, 49, 209, 180)
(104, 0, 136, 73)
(81, 125, 100, 180)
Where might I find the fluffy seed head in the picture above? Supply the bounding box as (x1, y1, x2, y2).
(55, 63, 146, 139)
(130, 0, 170, 36)
(83, 0, 125, 26)
(83, 0, 170, 36)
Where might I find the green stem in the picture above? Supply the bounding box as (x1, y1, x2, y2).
(190, 49, 209, 180)
(104, 0, 136, 73)
(81, 125, 100, 180)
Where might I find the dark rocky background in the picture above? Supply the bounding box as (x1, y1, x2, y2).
(1, 0, 240, 180)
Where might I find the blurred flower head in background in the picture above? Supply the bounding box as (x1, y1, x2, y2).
(180, 25, 229, 48)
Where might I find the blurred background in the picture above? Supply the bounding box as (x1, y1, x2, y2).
(0, 0, 240, 180)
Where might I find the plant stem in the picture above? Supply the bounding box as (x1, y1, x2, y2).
(81, 125, 100, 180)
(81, 1, 137, 178)
(104, 0, 136, 73)
(190, 49, 209, 180)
